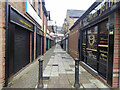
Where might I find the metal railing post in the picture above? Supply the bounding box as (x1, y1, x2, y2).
(37, 58, 44, 88)
(74, 58, 80, 88)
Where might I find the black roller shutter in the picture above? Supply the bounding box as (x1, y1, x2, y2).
(42, 36, 44, 55)
(14, 25, 30, 73)
(32, 33, 34, 61)
(46, 38, 48, 51)
(36, 34, 41, 58)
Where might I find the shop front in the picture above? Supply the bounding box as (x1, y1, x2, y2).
(7, 6, 34, 78)
(42, 36, 44, 55)
(46, 38, 48, 51)
(82, 18, 114, 84)
(77, 0, 120, 87)
(36, 27, 43, 58)
(46, 34, 52, 51)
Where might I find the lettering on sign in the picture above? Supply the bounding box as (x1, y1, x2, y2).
(19, 19, 31, 28)
(80, 0, 118, 27)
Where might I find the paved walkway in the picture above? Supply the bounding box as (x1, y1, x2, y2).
(6, 44, 108, 89)
(42, 44, 108, 88)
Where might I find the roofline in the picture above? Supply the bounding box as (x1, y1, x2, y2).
(70, 1, 101, 30)
(69, 16, 80, 18)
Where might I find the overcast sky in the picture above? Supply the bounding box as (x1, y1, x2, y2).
(45, 0, 96, 26)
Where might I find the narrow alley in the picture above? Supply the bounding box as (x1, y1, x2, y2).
(6, 44, 108, 89)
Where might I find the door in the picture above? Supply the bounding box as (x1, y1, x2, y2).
(42, 36, 44, 55)
(36, 34, 41, 58)
(14, 25, 30, 73)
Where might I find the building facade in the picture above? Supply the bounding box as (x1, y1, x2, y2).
(64, 10, 85, 57)
(70, 0, 120, 88)
(0, 0, 54, 88)
(62, 10, 85, 35)
(69, 24, 79, 58)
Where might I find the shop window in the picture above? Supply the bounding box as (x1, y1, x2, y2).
(98, 20, 109, 78)
(82, 30, 87, 62)
(86, 26, 98, 70)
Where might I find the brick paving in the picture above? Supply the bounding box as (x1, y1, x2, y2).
(4, 44, 109, 89)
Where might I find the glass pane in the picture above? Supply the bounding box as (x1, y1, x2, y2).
(87, 26, 98, 70)
(82, 30, 86, 62)
(98, 20, 108, 78)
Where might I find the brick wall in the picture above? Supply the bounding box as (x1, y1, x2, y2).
(113, 10, 120, 88)
(0, 0, 45, 88)
(69, 23, 79, 58)
(69, 18, 78, 30)
(66, 12, 79, 34)
(0, 1, 6, 88)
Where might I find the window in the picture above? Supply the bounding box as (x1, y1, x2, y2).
(82, 30, 87, 63)
(98, 20, 109, 78)
(30, 0, 34, 7)
(86, 26, 98, 70)
(81, 20, 109, 79)
(38, 0, 40, 16)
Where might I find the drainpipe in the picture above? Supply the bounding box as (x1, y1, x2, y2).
(5, 0, 9, 87)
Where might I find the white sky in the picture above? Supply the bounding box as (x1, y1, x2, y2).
(45, 0, 96, 26)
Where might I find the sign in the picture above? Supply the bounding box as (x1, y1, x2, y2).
(46, 34, 52, 39)
(48, 20, 54, 26)
(36, 27, 43, 36)
(47, 29, 50, 34)
(10, 6, 34, 31)
(80, 0, 118, 27)
(26, 0, 42, 26)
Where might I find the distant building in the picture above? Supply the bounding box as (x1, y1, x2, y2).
(61, 9, 85, 54)
(55, 26, 64, 43)
(62, 9, 85, 35)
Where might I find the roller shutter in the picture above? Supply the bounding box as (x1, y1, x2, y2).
(36, 34, 41, 58)
(14, 25, 30, 73)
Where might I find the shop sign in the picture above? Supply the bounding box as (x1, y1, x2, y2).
(10, 6, 34, 31)
(46, 34, 52, 39)
(36, 27, 43, 36)
(47, 29, 50, 34)
(26, 0, 42, 26)
(80, 0, 118, 27)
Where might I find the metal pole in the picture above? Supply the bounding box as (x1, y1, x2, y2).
(37, 59, 44, 88)
(74, 58, 80, 88)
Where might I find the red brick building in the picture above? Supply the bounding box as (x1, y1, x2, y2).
(69, 24, 79, 58)
(70, 0, 120, 88)
(61, 10, 85, 57)
(0, 0, 53, 88)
